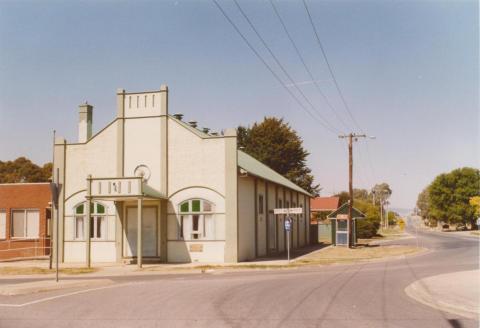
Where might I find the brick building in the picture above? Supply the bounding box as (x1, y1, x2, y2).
(0, 183, 51, 260)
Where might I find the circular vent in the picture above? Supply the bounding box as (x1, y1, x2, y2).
(134, 165, 151, 181)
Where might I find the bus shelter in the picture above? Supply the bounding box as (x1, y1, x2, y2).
(327, 203, 365, 246)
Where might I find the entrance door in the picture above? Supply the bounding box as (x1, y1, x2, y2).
(124, 207, 157, 257)
(336, 219, 348, 245)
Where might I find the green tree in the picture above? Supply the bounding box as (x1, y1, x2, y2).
(333, 184, 393, 238)
(353, 189, 369, 201)
(238, 117, 320, 195)
(470, 196, 480, 217)
(354, 199, 381, 238)
(0, 157, 52, 183)
(416, 187, 430, 219)
(335, 191, 350, 206)
(335, 189, 369, 206)
(429, 167, 480, 228)
(372, 183, 392, 205)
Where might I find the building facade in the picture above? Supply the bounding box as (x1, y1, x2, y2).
(53, 86, 311, 265)
(0, 183, 51, 260)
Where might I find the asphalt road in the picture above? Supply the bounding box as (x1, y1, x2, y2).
(0, 228, 478, 328)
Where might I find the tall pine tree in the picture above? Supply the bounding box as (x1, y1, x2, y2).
(238, 117, 320, 195)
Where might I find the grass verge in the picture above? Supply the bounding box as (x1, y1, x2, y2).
(142, 245, 425, 272)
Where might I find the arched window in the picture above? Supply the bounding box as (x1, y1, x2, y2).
(178, 199, 215, 240)
(74, 202, 107, 240)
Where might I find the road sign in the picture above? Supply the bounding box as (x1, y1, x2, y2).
(285, 217, 292, 262)
(284, 218, 292, 231)
(274, 207, 303, 215)
(477, 217, 480, 226)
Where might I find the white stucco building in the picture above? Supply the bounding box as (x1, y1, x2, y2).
(52, 86, 312, 265)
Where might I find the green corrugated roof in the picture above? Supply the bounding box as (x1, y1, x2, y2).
(238, 150, 312, 196)
(327, 202, 366, 219)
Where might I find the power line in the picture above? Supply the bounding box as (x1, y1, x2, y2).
(363, 140, 379, 183)
(212, 0, 339, 135)
(302, 0, 380, 182)
(356, 140, 373, 188)
(269, 0, 350, 132)
(302, 0, 365, 134)
(231, 0, 342, 134)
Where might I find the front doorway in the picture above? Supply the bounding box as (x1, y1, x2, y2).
(124, 206, 157, 257)
(336, 219, 348, 245)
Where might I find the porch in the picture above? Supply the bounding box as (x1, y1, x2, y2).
(84, 176, 167, 268)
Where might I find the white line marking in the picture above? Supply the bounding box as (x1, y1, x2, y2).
(0, 282, 135, 308)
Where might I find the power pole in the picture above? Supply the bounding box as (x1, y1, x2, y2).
(339, 133, 367, 248)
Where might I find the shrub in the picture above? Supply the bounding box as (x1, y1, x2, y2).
(357, 219, 377, 238)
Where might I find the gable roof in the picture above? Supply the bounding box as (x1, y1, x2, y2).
(167, 117, 312, 196)
(237, 150, 312, 196)
(311, 196, 340, 211)
(327, 202, 366, 219)
(169, 115, 218, 138)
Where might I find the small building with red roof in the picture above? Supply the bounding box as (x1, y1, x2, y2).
(310, 196, 340, 224)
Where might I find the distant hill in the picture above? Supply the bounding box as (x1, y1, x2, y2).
(389, 208, 413, 217)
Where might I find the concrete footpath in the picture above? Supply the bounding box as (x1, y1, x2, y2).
(405, 270, 480, 320)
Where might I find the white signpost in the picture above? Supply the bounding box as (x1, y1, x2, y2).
(274, 208, 303, 262)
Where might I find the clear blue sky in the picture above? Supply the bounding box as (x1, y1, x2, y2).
(0, 0, 478, 210)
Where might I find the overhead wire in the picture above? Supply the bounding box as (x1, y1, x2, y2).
(269, 0, 351, 133)
(212, 0, 340, 135)
(231, 0, 343, 134)
(302, 0, 365, 135)
(356, 140, 373, 188)
(213, 0, 381, 186)
(363, 141, 379, 184)
(302, 0, 382, 183)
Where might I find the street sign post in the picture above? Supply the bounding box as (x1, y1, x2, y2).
(285, 217, 292, 262)
(273, 208, 303, 263)
(50, 169, 61, 283)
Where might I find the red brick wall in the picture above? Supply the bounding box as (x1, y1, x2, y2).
(0, 183, 51, 260)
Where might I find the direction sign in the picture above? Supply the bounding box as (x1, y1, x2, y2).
(274, 207, 303, 215)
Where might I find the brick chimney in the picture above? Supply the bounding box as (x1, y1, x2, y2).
(78, 102, 93, 143)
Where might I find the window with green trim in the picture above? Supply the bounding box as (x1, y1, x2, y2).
(192, 200, 201, 212)
(179, 199, 214, 214)
(76, 204, 84, 215)
(73, 202, 107, 240)
(177, 199, 217, 241)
